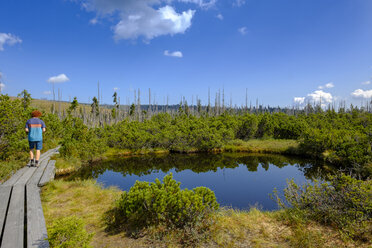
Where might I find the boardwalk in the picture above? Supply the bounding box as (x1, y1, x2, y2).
(0, 147, 59, 248)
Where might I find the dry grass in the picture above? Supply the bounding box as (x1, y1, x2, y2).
(41, 179, 370, 248)
(210, 208, 369, 248)
(30, 98, 112, 115)
(224, 139, 300, 155)
(42, 180, 152, 248)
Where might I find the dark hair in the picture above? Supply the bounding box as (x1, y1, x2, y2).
(31, 110, 42, 118)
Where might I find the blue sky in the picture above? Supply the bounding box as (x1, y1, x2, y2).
(1, 0, 372, 107)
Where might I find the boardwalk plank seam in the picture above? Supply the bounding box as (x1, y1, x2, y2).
(0, 186, 12, 244)
(0, 147, 58, 248)
(1, 185, 25, 248)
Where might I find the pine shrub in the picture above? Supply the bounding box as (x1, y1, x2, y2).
(106, 173, 219, 236)
(274, 174, 372, 240)
(47, 216, 94, 248)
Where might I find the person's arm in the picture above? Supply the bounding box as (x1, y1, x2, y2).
(25, 120, 29, 133)
(41, 120, 46, 132)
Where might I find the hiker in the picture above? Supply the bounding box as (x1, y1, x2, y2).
(25, 110, 46, 167)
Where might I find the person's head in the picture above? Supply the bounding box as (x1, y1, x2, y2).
(31, 110, 42, 118)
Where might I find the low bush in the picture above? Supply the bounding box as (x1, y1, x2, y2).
(273, 174, 372, 240)
(47, 216, 94, 248)
(106, 173, 219, 239)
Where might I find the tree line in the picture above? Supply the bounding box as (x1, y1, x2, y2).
(1, 90, 371, 179)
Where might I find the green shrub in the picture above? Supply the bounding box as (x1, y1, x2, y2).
(106, 173, 219, 236)
(273, 174, 372, 240)
(60, 117, 107, 160)
(47, 216, 94, 248)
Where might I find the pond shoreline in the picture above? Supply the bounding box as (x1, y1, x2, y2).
(55, 139, 303, 176)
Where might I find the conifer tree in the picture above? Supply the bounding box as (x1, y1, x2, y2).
(91, 97, 99, 116)
(17, 89, 32, 110)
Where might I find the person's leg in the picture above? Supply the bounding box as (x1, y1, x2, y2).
(28, 141, 35, 166)
(35, 141, 42, 167)
(36, 150, 41, 161)
(29, 150, 34, 160)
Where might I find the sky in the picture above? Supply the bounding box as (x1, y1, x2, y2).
(1, 0, 372, 107)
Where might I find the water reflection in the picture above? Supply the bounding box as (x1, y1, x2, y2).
(69, 153, 331, 210)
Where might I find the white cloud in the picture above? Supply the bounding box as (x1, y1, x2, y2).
(307, 90, 333, 104)
(233, 0, 246, 7)
(238, 26, 248, 35)
(216, 14, 223, 20)
(362, 81, 371, 85)
(89, 18, 98, 25)
(293, 90, 333, 108)
(164, 50, 183, 58)
(179, 0, 216, 8)
(294, 97, 305, 104)
(318, 82, 334, 89)
(43, 91, 52, 95)
(47, 74, 70, 83)
(0, 33, 22, 51)
(80, 0, 215, 41)
(0, 83, 5, 91)
(351, 89, 372, 99)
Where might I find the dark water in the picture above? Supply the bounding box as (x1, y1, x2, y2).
(71, 153, 330, 210)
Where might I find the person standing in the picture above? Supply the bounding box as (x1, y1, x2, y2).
(25, 110, 46, 167)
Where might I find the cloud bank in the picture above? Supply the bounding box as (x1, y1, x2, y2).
(47, 74, 70, 83)
(80, 0, 215, 41)
(293, 97, 305, 104)
(294, 90, 333, 107)
(164, 50, 183, 58)
(0, 33, 22, 51)
(351, 89, 372, 99)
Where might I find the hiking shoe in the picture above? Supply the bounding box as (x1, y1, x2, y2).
(35, 160, 39, 167)
(28, 159, 35, 167)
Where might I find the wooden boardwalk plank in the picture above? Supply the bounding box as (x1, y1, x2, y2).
(1, 185, 24, 248)
(27, 160, 49, 186)
(26, 185, 49, 248)
(38, 161, 56, 187)
(39, 146, 60, 162)
(3, 167, 28, 187)
(0, 186, 12, 242)
(14, 167, 37, 186)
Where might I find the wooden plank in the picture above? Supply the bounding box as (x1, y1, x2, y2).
(38, 160, 56, 187)
(39, 146, 60, 162)
(27, 160, 49, 186)
(0, 186, 12, 241)
(14, 167, 37, 186)
(3, 167, 28, 187)
(1, 185, 24, 248)
(26, 185, 49, 248)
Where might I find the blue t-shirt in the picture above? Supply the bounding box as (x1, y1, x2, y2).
(25, 118, 46, 141)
